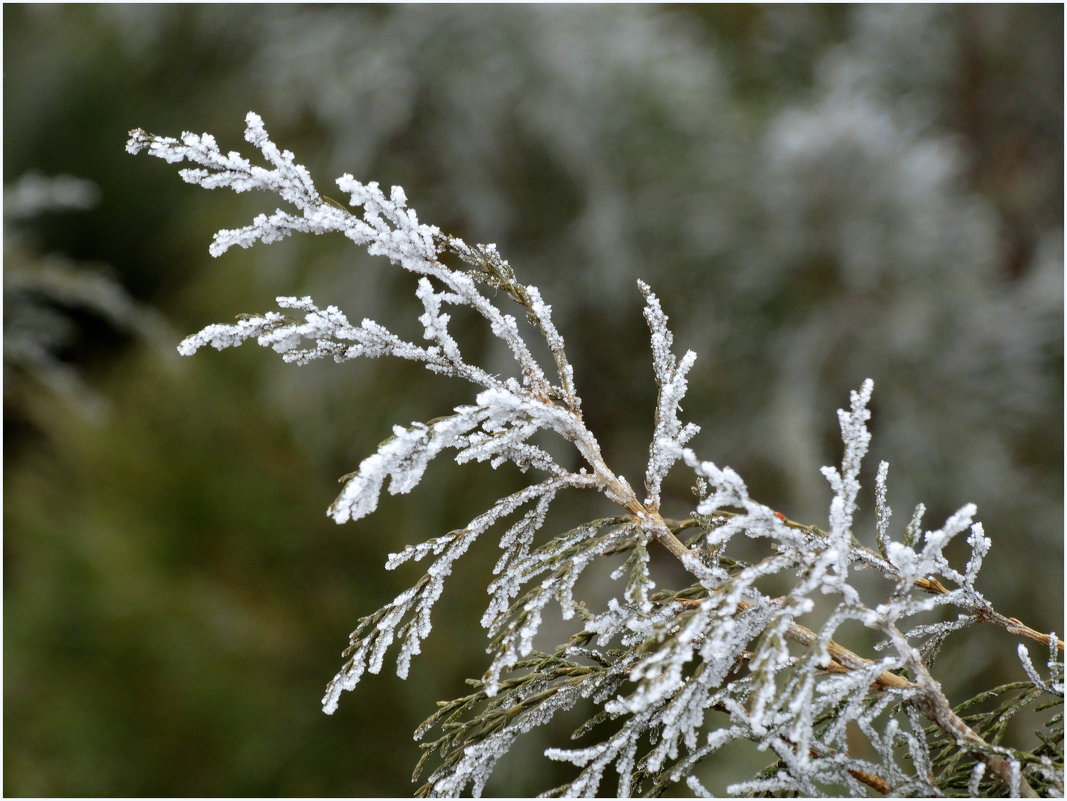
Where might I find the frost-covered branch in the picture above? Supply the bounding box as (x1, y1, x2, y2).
(639, 280, 699, 511)
(130, 113, 1063, 798)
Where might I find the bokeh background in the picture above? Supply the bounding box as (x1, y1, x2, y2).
(4, 5, 1062, 796)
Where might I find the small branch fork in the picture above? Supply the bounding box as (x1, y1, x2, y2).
(667, 508, 1052, 796)
(436, 240, 1056, 796)
(599, 457, 1050, 797)
(498, 320, 1055, 797)
(441, 217, 1058, 796)
(641, 508, 917, 689)
(438, 223, 1062, 671)
(679, 508, 1062, 654)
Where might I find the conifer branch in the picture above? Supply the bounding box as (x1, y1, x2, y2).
(129, 114, 1063, 798)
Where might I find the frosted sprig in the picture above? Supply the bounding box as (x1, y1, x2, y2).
(128, 112, 331, 256)
(129, 115, 565, 404)
(480, 520, 633, 693)
(323, 474, 594, 714)
(818, 378, 873, 598)
(639, 280, 700, 510)
(1017, 639, 1065, 696)
(132, 112, 645, 717)
(130, 114, 1060, 798)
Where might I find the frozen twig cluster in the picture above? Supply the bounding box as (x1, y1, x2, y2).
(129, 113, 1063, 797)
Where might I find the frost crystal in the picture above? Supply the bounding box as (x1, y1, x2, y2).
(130, 113, 1062, 799)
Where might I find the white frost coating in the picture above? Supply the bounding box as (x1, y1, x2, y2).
(545, 708, 655, 797)
(639, 281, 700, 509)
(177, 311, 290, 356)
(329, 409, 486, 524)
(426, 677, 600, 797)
(130, 115, 552, 400)
(885, 503, 977, 589)
(963, 523, 991, 585)
(132, 114, 1039, 798)
(818, 378, 873, 592)
(968, 762, 988, 797)
(324, 474, 595, 714)
(479, 486, 605, 695)
(129, 113, 342, 257)
(875, 460, 892, 554)
(685, 775, 714, 798)
(1017, 641, 1065, 695)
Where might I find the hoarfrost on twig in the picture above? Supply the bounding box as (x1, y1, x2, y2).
(129, 112, 1060, 799)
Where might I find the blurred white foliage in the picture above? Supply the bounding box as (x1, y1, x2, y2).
(740, 6, 1061, 535)
(3, 173, 168, 421)
(4, 171, 100, 218)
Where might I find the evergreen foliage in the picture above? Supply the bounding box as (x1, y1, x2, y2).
(129, 113, 1063, 797)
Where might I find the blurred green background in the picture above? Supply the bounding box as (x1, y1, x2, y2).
(4, 5, 1062, 796)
